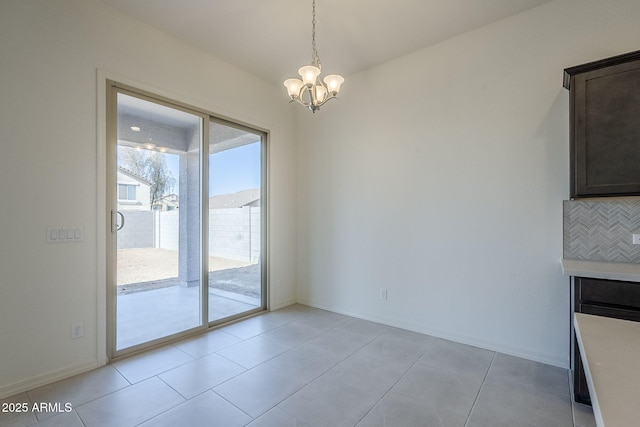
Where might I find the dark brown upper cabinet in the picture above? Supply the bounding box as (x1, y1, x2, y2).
(564, 50, 640, 198)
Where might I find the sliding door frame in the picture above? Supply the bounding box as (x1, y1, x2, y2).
(207, 115, 269, 327)
(106, 80, 268, 360)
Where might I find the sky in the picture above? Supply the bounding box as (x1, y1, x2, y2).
(209, 142, 261, 196)
(164, 141, 261, 196)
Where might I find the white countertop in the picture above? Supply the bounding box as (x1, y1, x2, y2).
(574, 313, 640, 427)
(561, 259, 640, 282)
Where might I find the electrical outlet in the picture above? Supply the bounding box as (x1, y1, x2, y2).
(71, 322, 84, 339)
(633, 234, 640, 245)
(379, 288, 388, 300)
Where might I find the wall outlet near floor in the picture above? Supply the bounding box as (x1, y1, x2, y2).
(633, 234, 640, 245)
(71, 322, 84, 339)
(379, 288, 388, 300)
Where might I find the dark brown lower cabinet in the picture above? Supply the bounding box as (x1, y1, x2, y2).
(572, 277, 640, 404)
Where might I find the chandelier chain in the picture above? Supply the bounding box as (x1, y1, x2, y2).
(311, 0, 321, 69)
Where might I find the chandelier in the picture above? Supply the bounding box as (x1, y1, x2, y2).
(283, 0, 344, 113)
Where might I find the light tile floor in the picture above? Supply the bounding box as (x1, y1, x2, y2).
(1, 304, 596, 427)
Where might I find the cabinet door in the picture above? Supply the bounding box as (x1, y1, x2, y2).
(571, 60, 640, 197)
(577, 277, 640, 309)
(572, 277, 640, 405)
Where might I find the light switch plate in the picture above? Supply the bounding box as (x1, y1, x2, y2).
(47, 227, 84, 243)
(632, 234, 640, 245)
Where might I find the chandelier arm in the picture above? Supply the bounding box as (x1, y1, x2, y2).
(291, 96, 310, 106)
(292, 98, 311, 108)
(315, 94, 339, 108)
(296, 86, 313, 107)
(310, 85, 318, 106)
(314, 79, 330, 104)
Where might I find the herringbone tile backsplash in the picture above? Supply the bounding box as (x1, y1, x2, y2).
(563, 199, 640, 262)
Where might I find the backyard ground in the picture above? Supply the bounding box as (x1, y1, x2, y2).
(117, 248, 259, 297)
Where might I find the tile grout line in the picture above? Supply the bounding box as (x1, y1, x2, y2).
(463, 351, 497, 427)
(353, 337, 441, 426)
(245, 325, 349, 419)
(275, 318, 383, 418)
(202, 312, 358, 419)
(76, 377, 183, 426)
(212, 316, 343, 384)
(270, 321, 391, 424)
(114, 310, 309, 388)
(193, 309, 335, 423)
(110, 343, 197, 385)
(26, 367, 133, 425)
(209, 388, 256, 423)
(133, 375, 188, 426)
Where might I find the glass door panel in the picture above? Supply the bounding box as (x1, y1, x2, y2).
(208, 120, 264, 323)
(115, 92, 203, 351)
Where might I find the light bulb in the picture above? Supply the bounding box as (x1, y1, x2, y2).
(284, 78, 304, 99)
(314, 85, 327, 104)
(298, 65, 321, 86)
(323, 75, 344, 96)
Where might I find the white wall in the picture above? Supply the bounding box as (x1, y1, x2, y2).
(296, 0, 640, 368)
(0, 0, 297, 397)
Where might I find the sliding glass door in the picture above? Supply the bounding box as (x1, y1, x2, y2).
(107, 82, 266, 356)
(112, 90, 205, 352)
(208, 120, 264, 323)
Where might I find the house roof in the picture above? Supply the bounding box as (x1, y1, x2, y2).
(209, 189, 260, 209)
(117, 166, 151, 186)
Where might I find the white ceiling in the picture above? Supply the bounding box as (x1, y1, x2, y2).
(100, 0, 552, 85)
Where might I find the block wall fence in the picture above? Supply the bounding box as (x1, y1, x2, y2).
(117, 207, 260, 263)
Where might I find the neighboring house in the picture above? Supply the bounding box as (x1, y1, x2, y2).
(117, 167, 151, 211)
(154, 193, 179, 211)
(209, 188, 260, 209)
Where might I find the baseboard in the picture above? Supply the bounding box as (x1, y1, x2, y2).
(296, 298, 568, 369)
(269, 298, 298, 311)
(0, 360, 102, 400)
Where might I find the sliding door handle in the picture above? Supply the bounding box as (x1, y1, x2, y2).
(116, 211, 125, 231)
(111, 210, 125, 232)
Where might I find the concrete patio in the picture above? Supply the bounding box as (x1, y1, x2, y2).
(117, 283, 261, 350)
(116, 250, 262, 350)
